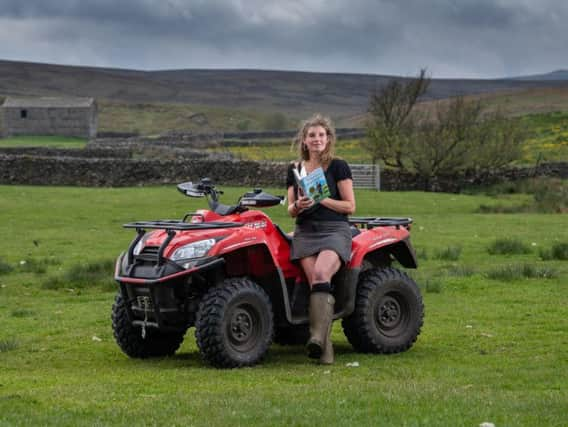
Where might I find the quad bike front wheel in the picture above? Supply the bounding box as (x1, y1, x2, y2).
(111, 293, 186, 358)
(195, 277, 274, 368)
(342, 267, 424, 353)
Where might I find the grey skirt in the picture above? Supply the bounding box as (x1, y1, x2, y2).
(290, 221, 352, 263)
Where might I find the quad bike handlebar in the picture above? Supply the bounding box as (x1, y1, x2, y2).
(177, 178, 284, 215)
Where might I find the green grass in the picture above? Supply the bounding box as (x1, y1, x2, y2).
(0, 135, 86, 148)
(207, 137, 376, 163)
(520, 111, 568, 163)
(0, 185, 567, 426)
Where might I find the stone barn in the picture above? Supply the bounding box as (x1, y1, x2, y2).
(1, 96, 97, 138)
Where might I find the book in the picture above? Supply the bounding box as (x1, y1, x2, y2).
(293, 166, 330, 203)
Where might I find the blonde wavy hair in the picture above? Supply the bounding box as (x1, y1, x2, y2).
(293, 113, 336, 168)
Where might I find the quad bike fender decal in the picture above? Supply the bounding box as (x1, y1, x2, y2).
(213, 228, 282, 268)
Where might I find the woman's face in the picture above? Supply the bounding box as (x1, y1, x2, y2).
(304, 125, 329, 155)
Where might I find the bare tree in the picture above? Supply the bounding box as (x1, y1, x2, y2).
(364, 69, 430, 168)
(365, 70, 525, 189)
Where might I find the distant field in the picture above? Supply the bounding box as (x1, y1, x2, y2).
(521, 111, 568, 163)
(0, 136, 86, 148)
(97, 100, 299, 135)
(209, 113, 568, 164)
(482, 86, 568, 116)
(0, 185, 566, 426)
(209, 138, 374, 163)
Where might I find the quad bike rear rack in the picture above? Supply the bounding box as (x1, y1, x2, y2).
(348, 217, 412, 230)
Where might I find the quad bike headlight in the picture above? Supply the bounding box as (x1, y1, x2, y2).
(170, 239, 216, 261)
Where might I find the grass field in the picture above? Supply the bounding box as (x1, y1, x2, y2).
(0, 136, 86, 149)
(210, 112, 568, 164)
(521, 111, 568, 163)
(0, 185, 567, 426)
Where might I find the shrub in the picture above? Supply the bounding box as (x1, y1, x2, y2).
(262, 112, 288, 130)
(18, 257, 62, 274)
(42, 259, 115, 291)
(434, 245, 462, 261)
(551, 242, 568, 260)
(236, 119, 251, 131)
(487, 238, 531, 255)
(421, 279, 443, 293)
(11, 309, 35, 318)
(0, 339, 18, 353)
(475, 178, 568, 213)
(445, 265, 476, 277)
(532, 178, 568, 213)
(539, 248, 553, 260)
(541, 242, 568, 261)
(415, 247, 429, 261)
(487, 264, 558, 281)
(476, 204, 529, 214)
(0, 258, 13, 275)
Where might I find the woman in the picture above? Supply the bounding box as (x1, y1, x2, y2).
(286, 114, 356, 364)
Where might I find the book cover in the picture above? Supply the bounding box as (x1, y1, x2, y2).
(293, 166, 330, 203)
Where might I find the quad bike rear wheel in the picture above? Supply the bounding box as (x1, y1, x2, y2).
(195, 277, 273, 368)
(111, 293, 186, 358)
(342, 267, 423, 353)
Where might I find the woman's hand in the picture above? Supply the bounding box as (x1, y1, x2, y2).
(288, 186, 314, 217)
(295, 196, 313, 212)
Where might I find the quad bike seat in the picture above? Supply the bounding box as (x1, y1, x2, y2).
(274, 224, 360, 244)
(350, 225, 361, 237)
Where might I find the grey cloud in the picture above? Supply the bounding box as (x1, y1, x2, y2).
(0, 0, 567, 77)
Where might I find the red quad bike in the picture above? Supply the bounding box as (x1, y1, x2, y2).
(112, 178, 424, 368)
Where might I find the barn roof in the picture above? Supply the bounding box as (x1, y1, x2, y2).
(2, 96, 95, 108)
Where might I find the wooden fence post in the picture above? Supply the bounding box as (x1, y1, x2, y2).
(374, 162, 381, 191)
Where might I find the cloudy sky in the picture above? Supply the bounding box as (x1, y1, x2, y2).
(0, 0, 566, 79)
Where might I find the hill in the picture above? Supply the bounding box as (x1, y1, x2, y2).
(2, 59, 568, 125)
(511, 69, 568, 81)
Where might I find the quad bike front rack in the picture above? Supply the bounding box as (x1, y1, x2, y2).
(123, 219, 243, 268)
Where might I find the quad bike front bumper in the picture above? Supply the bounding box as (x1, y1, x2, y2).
(114, 250, 225, 332)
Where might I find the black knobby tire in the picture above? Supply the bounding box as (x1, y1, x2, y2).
(273, 324, 310, 346)
(342, 267, 424, 354)
(111, 293, 185, 358)
(195, 277, 274, 368)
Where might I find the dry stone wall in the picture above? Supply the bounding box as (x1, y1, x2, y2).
(0, 144, 566, 190)
(0, 155, 287, 187)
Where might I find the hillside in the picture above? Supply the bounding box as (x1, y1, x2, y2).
(512, 69, 568, 81)
(2, 59, 568, 125)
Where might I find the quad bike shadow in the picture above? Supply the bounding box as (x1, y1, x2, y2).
(112, 178, 424, 368)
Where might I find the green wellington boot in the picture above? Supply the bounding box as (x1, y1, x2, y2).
(306, 292, 335, 360)
(319, 321, 334, 365)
